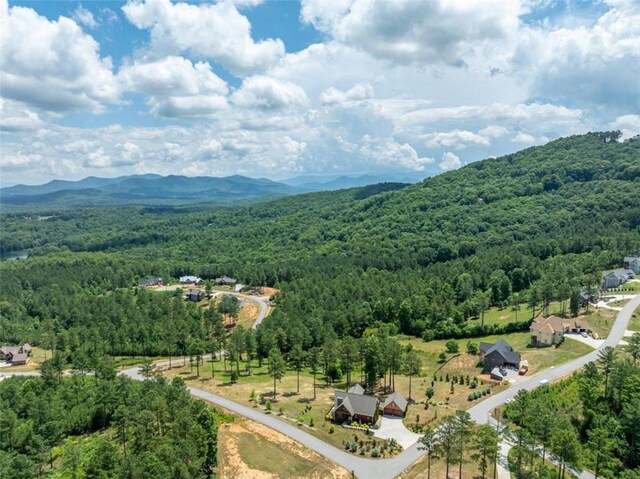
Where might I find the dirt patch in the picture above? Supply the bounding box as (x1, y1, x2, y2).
(218, 419, 349, 479)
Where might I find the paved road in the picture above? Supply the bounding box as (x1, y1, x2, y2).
(211, 291, 269, 329)
(468, 295, 640, 425)
(4, 296, 638, 479)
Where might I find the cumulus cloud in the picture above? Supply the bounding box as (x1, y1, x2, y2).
(118, 56, 228, 117)
(424, 129, 490, 149)
(359, 136, 433, 171)
(610, 114, 640, 139)
(0, 99, 43, 132)
(515, 1, 640, 111)
(301, 0, 522, 66)
(439, 151, 462, 171)
(122, 0, 284, 76)
(512, 132, 537, 144)
(232, 76, 308, 110)
(321, 83, 374, 105)
(0, 2, 119, 112)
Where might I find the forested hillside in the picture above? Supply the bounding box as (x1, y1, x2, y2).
(1, 132, 639, 355)
(0, 373, 219, 478)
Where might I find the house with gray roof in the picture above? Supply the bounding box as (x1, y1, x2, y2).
(215, 276, 237, 285)
(479, 339, 521, 372)
(602, 269, 635, 289)
(0, 344, 32, 365)
(623, 257, 640, 275)
(333, 386, 379, 424)
(137, 277, 163, 288)
(382, 392, 408, 417)
(185, 288, 205, 302)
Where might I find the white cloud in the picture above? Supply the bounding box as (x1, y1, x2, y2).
(232, 76, 308, 110)
(0, 99, 43, 132)
(122, 0, 284, 76)
(359, 136, 433, 171)
(479, 125, 509, 138)
(512, 132, 537, 144)
(301, 0, 522, 66)
(610, 114, 640, 139)
(0, 2, 119, 112)
(72, 6, 98, 29)
(321, 83, 374, 105)
(118, 56, 228, 117)
(439, 151, 462, 171)
(424, 129, 490, 149)
(515, 2, 640, 111)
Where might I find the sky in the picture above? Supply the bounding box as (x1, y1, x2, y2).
(0, 0, 639, 186)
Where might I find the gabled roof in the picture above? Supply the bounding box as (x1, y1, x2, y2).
(348, 383, 365, 395)
(216, 276, 237, 283)
(335, 390, 379, 418)
(382, 391, 407, 411)
(624, 256, 640, 262)
(603, 269, 634, 280)
(481, 339, 520, 364)
(12, 352, 28, 363)
(185, 287, 203, 295)
(531, 315, 564, 334)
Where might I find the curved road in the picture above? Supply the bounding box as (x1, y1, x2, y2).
(211, 291, 269, 329)
(3, 296, 638, 479)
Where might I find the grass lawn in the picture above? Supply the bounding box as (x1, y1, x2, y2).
(162, 359, 378, 453)
(399, 447, 496, 479)
(218, 418, 349, 478)
(473, 301, 568, 327)
(508, 446, 577, 479)
(583, 308, 617, 338)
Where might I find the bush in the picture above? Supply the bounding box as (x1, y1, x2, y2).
(470, 380, 478, 389)
(265, 400, 272, 412)
(329, 426, 335, 434)
(309, 417, 314, 427)
(446, 340, 459, 353)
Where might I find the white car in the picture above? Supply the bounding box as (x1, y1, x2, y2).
(581, 332, 589, 338)
(539, 379, 549, 385)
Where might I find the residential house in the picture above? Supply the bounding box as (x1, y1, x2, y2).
(561, 319, 589, 334)
(179, 275, 202, 284)
(333, 386, 379, 423)
(602, 269, 635, 289)
(479, 339, 521, 372)
(215, 276, 237, 286)
(623, 256, 640, 275)
(137, 277, 163, 288)
(0, 344, 32, 365)
(11, 352, 29, 366)
(185, 288, 205, 302)
(382, 391, 408, 417)
(530, 315, 565, 346)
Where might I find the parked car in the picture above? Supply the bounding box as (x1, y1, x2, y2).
(581, 332, 589, 338)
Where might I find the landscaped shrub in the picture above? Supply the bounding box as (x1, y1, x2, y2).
(329, 426, 335, 434)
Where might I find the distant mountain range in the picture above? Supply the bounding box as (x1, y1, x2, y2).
(281, 173, 426, 191)
(0, 172, 424, 209)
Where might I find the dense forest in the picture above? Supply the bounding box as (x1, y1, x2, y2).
(0, 372, 219, 478)
(504, 346, 640, 477)
(1, 132, 638, 357)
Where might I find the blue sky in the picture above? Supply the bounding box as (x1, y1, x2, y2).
(1, 0, 639, 185)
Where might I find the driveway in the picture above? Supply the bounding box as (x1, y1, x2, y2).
(3, 296, 637, 479)
(373, 416, 421, 449)
(564, 333, 604, 349)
